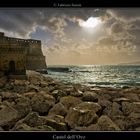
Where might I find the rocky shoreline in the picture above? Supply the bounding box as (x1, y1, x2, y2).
(0, 70, 140, 131)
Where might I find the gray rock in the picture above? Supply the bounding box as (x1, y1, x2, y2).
(94, 115, 120, 131)
(76, 102, 101, 113)
(123, 93, 139, 102)
(98, 98, 112, 108)
(113, 97, 130, 104)
(74, 115, 120, 131)
(12, 123, 55, 131)
(0, 77, 7, 88)
(12, 96, 31, 119)
(31, 93, 55, 114)
(51, 90, 68, 101)
(45, 118, 67, 131)
(122, 102, 140, 116)
(60, 96, 82, 110)
(135, 127, 140, 131)
(70, 90, 83, 97)
(0, 104, 18, 129)
(65, 107, 98, 128)
(0, 127, 4, 131)
(87, 115, 120, 131)
(122, 101, 132, 115)
(27, 85, 40, 92)
(13, 112, 48, 129)
(48, 102, 67, 116)
(125, 112, 140, 130)
(103, 102, 123, 117)
(110, 116, 126, 130)
(82, 91, 98, 102)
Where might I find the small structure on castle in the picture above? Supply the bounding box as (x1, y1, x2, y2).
(0, 32, 46, 79)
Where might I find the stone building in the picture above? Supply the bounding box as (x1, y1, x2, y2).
(0, 32, 46, 78)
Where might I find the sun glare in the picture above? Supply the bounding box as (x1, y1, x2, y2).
(79, 17, 101, 28)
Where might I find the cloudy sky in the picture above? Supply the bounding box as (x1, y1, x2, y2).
(0, 8, 140, 65)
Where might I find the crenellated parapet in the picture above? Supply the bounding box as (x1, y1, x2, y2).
(0, 32, 47, 77)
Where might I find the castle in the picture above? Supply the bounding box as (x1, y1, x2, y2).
(0, 32, 47, 79)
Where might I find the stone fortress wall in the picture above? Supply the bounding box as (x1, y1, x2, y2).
(0, 32, 46, 76)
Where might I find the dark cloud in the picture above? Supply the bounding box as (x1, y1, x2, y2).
(110, 21, 125, 34)
(0, 8, 106, 38)
(107, 8, 140, 22)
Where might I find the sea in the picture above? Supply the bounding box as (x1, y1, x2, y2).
(44, 65, 140, 88)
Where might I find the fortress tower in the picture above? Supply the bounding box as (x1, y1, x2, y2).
(0, 32, 47, 79)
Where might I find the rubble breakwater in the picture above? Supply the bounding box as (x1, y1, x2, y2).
(0, 70, 140, 131)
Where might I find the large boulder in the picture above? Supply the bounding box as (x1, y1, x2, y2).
(60, 96, 82, 110)
(50, 90, 68, 101)
(123, 93, 139, 102)
(82, 91, 98, 102)
(0, 127, 3, 131)
(12, 112, 56, 131)
(14, 112, 47, 128)
(98, 97, 112, 109)
(0, 77, 7, 88)
(12, 96, 31, 119)
(113, 97, 130, 104)
(12, 123, 55, 131)
(0, 92, 18, 102)
(125, 112, 140, 130)
(45, 115, 68, 131)
(103, 102, 123, 117)
(31, 93, 55, 115)
(122, 102, 140, 116)
(65, 107, 98, 128)
(76, 102, 102, 113)
(27, 70, 44, 85)
(0, 104, 18, 130)
(74, 115, 120, 131)
(48, 102, 67, 116)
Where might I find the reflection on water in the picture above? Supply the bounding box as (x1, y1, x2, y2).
(44, 65, 140, 88)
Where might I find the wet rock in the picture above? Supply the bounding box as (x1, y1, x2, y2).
(0, 104, 18, 129)
(65, 107, 98, 128)
(48, 102, 67, 116)
(82, 91, 98, 102)
(31, 93, 55, 115)
(60, 96, 82, 110)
